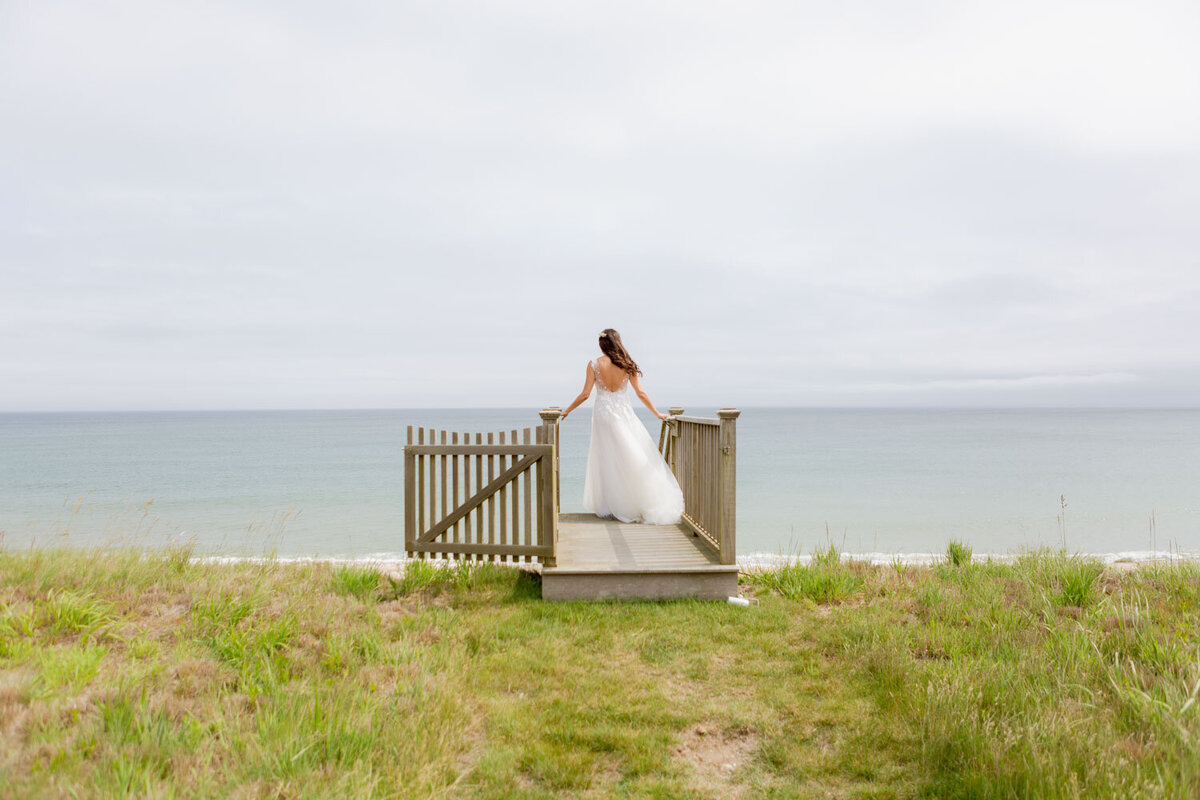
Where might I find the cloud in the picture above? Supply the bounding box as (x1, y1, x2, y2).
(1, 1, 1198, 409)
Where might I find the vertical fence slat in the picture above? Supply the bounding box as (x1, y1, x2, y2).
(700, 426, 706, 528)
(486, 432, 496, 563)
(708, 424, 713, 533)
(523, 427, 533, 562)
(683, 425, 689, 520)
(682, 424, 688, 519)
(695, 426, 701, 524)
(451, 432, 460, 550)
(405, 426, 415, 556)
(437, 430, 446, 561)
(474, 432, 484, 560)
(427, 428, 437, 560)
(697, 427, 701, 518)
(498, 431, 508, 563)
(537, 422, 547, 561)
(687, 425, 695, 521)
(511, 429, 520, 563)
(427, 428, 435, 560)
(462, 430, 472, 555)
(708, 425, 715, 535)
(705, 424, 715, 537)
(697, 423, 703, 529)
(416, 427, 426, 559)
(688, 425, 695, 521)
(694, 425, 700, 523)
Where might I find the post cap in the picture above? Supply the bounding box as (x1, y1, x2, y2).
(668, 406, 685, 415)
(717, 408, 741, 419)
(539, 407, 562, 421)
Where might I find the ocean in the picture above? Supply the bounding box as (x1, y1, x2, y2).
(1, 408, 1197, 563)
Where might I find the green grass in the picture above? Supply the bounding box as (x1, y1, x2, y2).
(752, 543, 865, 604)
(329, 564, 382, 600)
(1, 545, 1198, 799)
(29, 642, 107, 699)
(1057, 557, 1104, 606)
(945, 539, 973, 567)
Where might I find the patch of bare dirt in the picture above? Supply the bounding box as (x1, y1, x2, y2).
(168, 658, 236, 697)
(1113, 735, 1151, 762)
(376, 598, 417, 624)
(673, 722, 758, 798)
(1101, 614, 1147, 634)
(447, 717, 487, 793)
(0, 678, 24, 710)
(659, 674, 701, 705)
(357, 664, 404, 693)
(134, 586, 190, 623)
(0, 673, 31, 740)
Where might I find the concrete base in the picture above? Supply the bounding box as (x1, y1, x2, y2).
(541, 566, 738, 601)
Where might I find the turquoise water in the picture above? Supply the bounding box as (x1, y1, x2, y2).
(1, 409, 1197, 560)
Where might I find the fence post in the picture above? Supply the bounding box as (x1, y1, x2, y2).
(667, 407, 684, 474)
(539, 408, 562, 567)
(716, 409, 740, 565)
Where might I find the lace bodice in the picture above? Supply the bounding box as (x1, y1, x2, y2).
(592, 360, 628, 395)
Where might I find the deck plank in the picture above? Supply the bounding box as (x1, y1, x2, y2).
(550, 513, 724, 572)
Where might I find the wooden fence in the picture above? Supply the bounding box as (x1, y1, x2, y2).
(659, 407, 740, 564)
(404, 409, 561, 565)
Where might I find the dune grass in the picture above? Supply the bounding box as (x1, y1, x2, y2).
(1, 544, 1197, 799)
(945, 539, 973, 567)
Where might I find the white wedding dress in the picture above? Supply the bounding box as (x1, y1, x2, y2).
(582, 360, 684, 524)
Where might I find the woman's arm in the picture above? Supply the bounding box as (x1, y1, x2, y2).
(629, 373, 670, 420)
(560, 363, 595, 422)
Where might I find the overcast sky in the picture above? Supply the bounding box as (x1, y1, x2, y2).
(2, 0, 1198, 411)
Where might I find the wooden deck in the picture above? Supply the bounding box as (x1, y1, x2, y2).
(403, 407, 741, 601)
(541, 513, 739, 601)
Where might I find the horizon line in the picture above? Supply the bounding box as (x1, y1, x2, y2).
(3, 404, 1199, 415)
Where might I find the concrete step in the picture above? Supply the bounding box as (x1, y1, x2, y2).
(541, 564, 738, 601)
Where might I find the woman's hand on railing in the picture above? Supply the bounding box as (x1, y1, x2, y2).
(656, 411, 670, 421)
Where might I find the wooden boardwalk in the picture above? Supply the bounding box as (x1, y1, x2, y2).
(541, 513, 739, 601)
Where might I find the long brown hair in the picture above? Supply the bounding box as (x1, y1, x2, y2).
(598, 328, 642, 377)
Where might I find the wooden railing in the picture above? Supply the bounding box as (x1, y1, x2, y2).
(404, 408, 561, 565)
(659, 407, 740, 564)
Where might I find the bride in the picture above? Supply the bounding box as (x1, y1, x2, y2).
(559, 328, 685, 525)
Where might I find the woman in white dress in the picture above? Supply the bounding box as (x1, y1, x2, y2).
(559, 328, 685, 525)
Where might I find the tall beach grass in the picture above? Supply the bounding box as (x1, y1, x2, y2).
(1, 542, 1197, 798)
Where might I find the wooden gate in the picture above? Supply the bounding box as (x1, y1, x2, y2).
(404, 409, 561, 565)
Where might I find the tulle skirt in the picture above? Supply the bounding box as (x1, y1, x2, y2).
(582, 397, 684, 525)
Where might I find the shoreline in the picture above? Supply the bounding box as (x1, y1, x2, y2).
(188, 548, 1200, 571)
